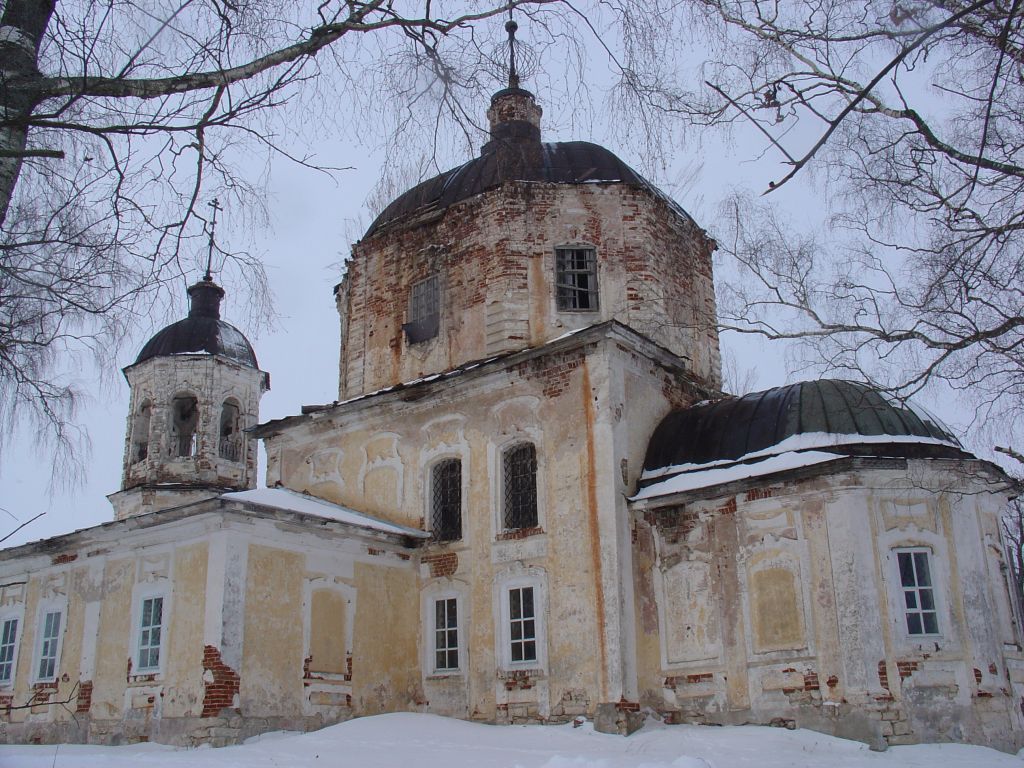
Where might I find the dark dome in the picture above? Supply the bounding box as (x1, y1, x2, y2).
(134, 278, 259, 368)
(364, 141, 683, 238)
(644, 379, 961, 474)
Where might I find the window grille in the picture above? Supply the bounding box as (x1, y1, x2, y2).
(431, 459, 462, 541)
(555, 247, 598, 311)
(503, 443, 538, 530)
(898, 550, 938, 635)
(434, 598, 459, 671)
(0, 618, 17, 683)
(509, 587, 537, 663)
(138, 596, 164, 671)
(404, 274, 440, 343)
(36, 611, 61, 680)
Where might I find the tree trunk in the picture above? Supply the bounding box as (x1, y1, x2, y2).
(0, 0, 56, 226)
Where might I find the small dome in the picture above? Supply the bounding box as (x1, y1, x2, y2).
(643, 379, 961, 474)
(134, 278, 259, 368)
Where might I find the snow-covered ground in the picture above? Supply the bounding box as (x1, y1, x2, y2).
(2, 713, 1020, 768)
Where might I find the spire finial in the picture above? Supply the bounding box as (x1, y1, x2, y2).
(506, 15, 519, 90)
(205, 198, 221, 282)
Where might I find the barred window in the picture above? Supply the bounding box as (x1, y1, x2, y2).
(431, 459, 462, 541)
(434, 598, 459, 671)
(897, 550, 939, 635)
(404, 274, 440, 343)
(555, 247, 598, 311)
(508, 586, 537, 663)
(503, 443, 537, 530)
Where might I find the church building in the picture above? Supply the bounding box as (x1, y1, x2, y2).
(0, 41, 1021, 752)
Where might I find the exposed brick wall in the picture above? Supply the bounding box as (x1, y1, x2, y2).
(51, 552, 78, 565)
(342, 181, 720, 400)
(494, 526, 544, 542)
(422, 551, 458, 578)
(75, 681, 93, 714)
(201, 645, 240, 718)
(896, 660, 919, 679)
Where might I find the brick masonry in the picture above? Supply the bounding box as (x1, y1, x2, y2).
(201, 645, 240, 718)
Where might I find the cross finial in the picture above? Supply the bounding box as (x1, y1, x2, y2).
(506, 15, 519, 90)
(205, 198, 221, 281)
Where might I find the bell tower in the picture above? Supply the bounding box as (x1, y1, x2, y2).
(108, 275, 269, 520)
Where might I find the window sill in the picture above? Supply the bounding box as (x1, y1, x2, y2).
(128, 673, 162, 685)
(426, 672, 465, 681)
(496, 526, 544, 542)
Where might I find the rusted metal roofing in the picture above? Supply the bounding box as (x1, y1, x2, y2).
(133, 278, 259, 369)
(643, 379, 962, 473)
(364, 141, 687, 238)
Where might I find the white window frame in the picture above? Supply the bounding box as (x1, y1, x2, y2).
(894, 547, 941, 637)
(420, 583, 468, 678)
(0, 608, 23, 688)
(131, 583, 170, 677)
(432, 596, 461, 673)
(496, 571, 547, 672)
(32, 600, 66, 684)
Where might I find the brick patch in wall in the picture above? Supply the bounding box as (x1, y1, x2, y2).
(495, 526, 544, 542)
(896, 660, 919, 679)
(878, 661, 890, 691)
(423, 552, 458, 578)
(803, 671, 820, 691)
(201, 645, 240, 718)
(51, 552, 78, 565)
(76, 680, 93, 713)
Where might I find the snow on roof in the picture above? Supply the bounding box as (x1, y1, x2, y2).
(640, 430, 962, 482)
(632, 450, 843, 501)
(222, 488, 429, 539)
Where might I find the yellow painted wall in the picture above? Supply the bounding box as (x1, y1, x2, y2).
(351, 561, 420, 714)
(240, 543, 304, 717)
(162, 542, 208, 717)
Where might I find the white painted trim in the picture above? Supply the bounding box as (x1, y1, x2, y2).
(490, 431, 546, 538)
(493, 565, 548, 673)
(887, 545, 948, 643)
(420, 580, 470, 677)
(31, 597, 68, 684)
(130, 582, 171, 677)
(0, 605, 24, 688)
(302, 577, 357, 681)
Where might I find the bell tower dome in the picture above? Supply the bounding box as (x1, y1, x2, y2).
(108, 275, 270, 520)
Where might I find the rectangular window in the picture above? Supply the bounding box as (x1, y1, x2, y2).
(405, 274, 440, 343)
(434, 598, 459, 671)
(138, 597, 164, 671)
(503, 443, 538, 530)
(898, 550, 939, 635)
(509, 586, 537, 663)
(36, 611, 62, 681)
(555, 247, 598, 311)
(431, 459, 462, 541)
(0, 617, 17, 684)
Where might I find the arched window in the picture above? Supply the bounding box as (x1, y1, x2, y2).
(502, 443, 537, 530)
(170, 394, 199, 458)
(218, 399, 242, 462)
(430, 459, 462, 542)
(131, 400, 152, 463)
